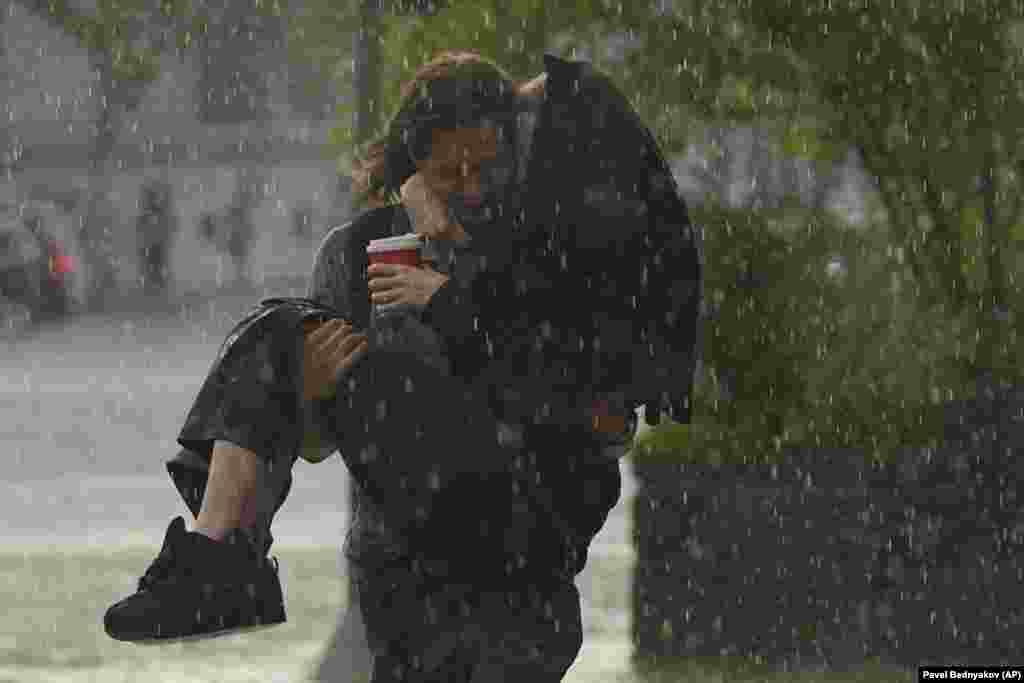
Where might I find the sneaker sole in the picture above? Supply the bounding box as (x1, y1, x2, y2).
(128, 621, 286, 645)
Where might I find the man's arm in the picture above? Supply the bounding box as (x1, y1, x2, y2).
(419, 270, 494, 382)
(478, 59, 700, 442)
(572, 67, 701, 427)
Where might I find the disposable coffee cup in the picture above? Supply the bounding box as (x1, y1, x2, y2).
(366, 233, 422, 267)
(367, 233, 422, 323)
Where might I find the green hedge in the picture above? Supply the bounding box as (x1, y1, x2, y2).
(633, 201, 1015, 465)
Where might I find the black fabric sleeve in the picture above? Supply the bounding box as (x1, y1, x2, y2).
(569, 67, 701, 425)
(419, 269, 493, 383)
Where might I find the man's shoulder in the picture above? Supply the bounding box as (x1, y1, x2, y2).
(540, 53, 641, 147)
(542, 53, 625, 100)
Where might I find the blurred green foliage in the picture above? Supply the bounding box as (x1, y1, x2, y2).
(622, 1, 1024, 463)
(635, 200, 978, 464)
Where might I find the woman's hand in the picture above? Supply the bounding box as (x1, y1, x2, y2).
(302, 318, 369, 402)
(400, 173, 469, 244)
(367, 263, 449, 309)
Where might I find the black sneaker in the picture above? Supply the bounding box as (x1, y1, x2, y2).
(103, 516, 287, 643)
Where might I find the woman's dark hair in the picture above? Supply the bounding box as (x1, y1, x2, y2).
(350, 50, 523, 208)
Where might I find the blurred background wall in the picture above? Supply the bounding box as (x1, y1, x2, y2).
(0, 1, 348, 300)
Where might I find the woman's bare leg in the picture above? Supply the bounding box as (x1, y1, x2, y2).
(193, 440, 261, 540)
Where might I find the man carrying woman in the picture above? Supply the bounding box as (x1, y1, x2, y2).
(105, 49, 700, 682)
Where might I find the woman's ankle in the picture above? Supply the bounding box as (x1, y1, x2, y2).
(194, 440, 261, 539)
(191, 524, 229, 542)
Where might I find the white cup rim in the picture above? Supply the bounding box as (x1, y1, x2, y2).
(366, 233, 422, 253)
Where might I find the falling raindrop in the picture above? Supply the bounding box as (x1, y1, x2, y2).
(360, 443, 378, 464)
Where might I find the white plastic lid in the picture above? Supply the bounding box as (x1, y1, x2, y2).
(366, 232, 422, 253)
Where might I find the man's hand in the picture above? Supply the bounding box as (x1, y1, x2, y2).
(400, 173, 469, 244)
(367, 263, 449, 309)
(302, 318, 369, 402)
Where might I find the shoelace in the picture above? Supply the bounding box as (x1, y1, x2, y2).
(138, 546, 177, 592)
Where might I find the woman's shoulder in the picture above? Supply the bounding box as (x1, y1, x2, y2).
(315, 204, 401, 257)
(323, 203, 400, 239)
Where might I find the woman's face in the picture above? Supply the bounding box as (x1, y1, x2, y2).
(415, 124, 514, 217)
